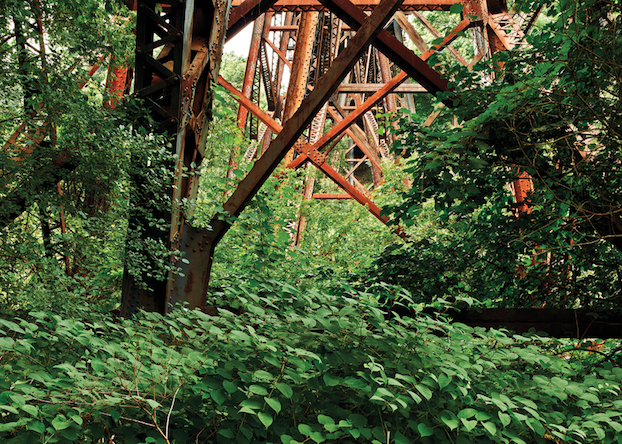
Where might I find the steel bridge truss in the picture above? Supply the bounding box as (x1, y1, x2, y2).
(116, 0, 540, 315)
(0, 0, 538, 315)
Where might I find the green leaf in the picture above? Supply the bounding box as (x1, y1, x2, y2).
(211, 389, 226, 405)
(318, 414, 334, 425)
(218, 429, 235, 438)
(580, 393, 599, 403)
(91, 358, 106, 372)
(498, 412, 511, 427)
(322, 374, 341, 386)
(407, 390, 422, 404)
(0, 419, 28, 432)
(223, 380, 238, 394)
(253, 370, 273, 381)
(440, 412, 459, 430)
(27, 420, 45, 433)
(52, 415, 72, 431)
(258, 412, 273, 429)
(458, 408, 478, 419)
(348, 414, 367, 427)
(249, 384, 268, 396)
(299, 424, 312, 436)
(461, 418, 477, 431)
(483, 421, 497, 436)
(264, 397, 281, 414)
(0, 405, 19, 414)
(146, 399, 160, 410)
(476, 411, 492, 421)
(309, 430, 326, 443)
(418, 423, 434, 437)
(438, 373, 451, 389)
(415, 384, 432, 400)
(394, 432, 409, 444)
(449, 3, 464, 13)
(276, 382, 293, 398)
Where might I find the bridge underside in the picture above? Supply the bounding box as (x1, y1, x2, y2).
(10, 0, 616, 339)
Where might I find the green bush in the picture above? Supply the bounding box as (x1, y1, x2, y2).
(1, 281, 621, 443)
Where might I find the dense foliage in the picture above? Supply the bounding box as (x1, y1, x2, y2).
(2, 282, 622, 444)
(3, 0, 622, 443)
(378, 0, 622, 310)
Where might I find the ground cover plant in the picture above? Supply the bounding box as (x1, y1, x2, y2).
(2, 281, 622, 444)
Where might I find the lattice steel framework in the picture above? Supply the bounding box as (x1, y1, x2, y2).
(2, 0, 539, 315)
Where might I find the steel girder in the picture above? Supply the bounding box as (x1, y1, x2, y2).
(121, 0, 231, 315)
(2, 0, 538, 314)
(218, 0, 537, 269)
(169, 0, 407, 309)
(120, 0, 537, 312)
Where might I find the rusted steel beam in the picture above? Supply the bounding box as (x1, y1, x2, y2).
(378, 52, 398, 116)
(167, 0, 232, 310)
(105, 62, 129, 108)
(311, 71, 408, 153)
(238, 15, 265, 129)
(264, 37, 293, 69)
(313, 193, 352, 199)
(224, 14, 265, 183)
(348, 94, 385, 182)
(488, 19, 515, 51)
(123, 0, 189, 316)
(268, 25, 300, 31)
(413, 11, 468, 65)
(327, 105, 382, 170)
(318, 0, 451, 101)
(394, 11, 428, 53)
(439, 308, 622, 339)
(218, 76, 283, 133)
(282, 11, 319, 164)
(231, 0, 459, 11)
(337, 83, 426, 93)
(303, 148, 406, 238)
(261, 11, 295, 155)
(287, 152, 310, 169)
(227, 0, 279, 41)
(175, 0, 406, 307)
(124, 0, 233, 315)
(420, 18, 471, 61)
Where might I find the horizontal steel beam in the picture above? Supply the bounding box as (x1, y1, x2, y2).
(231, 0, 458, 11)
(435, 308, 622, 339)
(313, 193, 353, 199)
(318, 0, 451, 102)
(337, 82, 426, 93)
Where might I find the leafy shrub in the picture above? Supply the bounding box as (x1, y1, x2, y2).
(1, 281, 622, 443)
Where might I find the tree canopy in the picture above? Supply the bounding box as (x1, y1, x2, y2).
(379, 0, 622, 310)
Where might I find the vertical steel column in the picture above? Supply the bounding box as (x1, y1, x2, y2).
(282, 11, 319, 164)
(121, 1, 188, 316)
(168, 0, 232, 310)
(260, 11, 296, 156)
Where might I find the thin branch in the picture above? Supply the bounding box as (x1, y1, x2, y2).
(165, 385, 181, 439)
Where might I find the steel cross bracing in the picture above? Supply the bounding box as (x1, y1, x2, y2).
(1, 0, 537, 314)
(115, 0, 539, 313)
